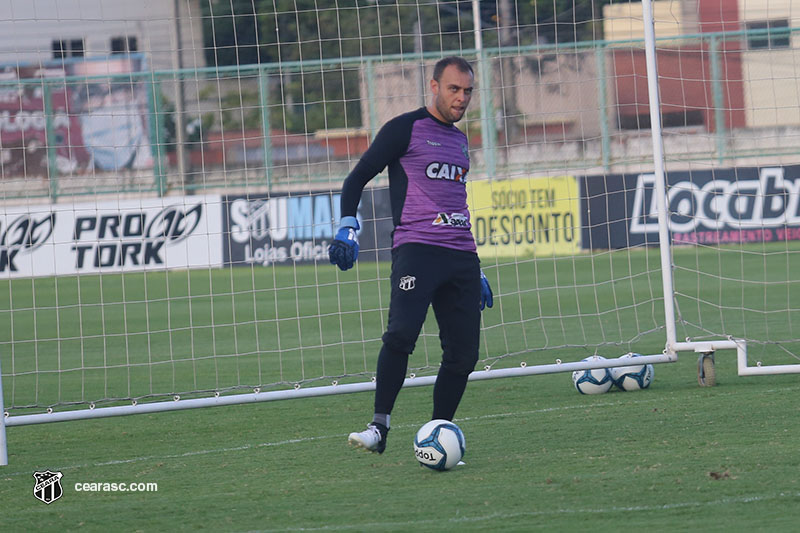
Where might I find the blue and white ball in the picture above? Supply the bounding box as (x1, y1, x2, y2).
(413, 419, 465, 471)
(610, 352, 654, 391)
(572, 355, 614, 394)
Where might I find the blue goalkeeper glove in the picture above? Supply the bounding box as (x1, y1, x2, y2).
(328, 216, 360, 271)
(480, 270, 493, 311)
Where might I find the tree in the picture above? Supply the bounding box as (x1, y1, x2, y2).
(200, 1, 612, 133)
(203, 0, 467, 133)
(520, 0, 608, 44)
(202, 0, 261, 66)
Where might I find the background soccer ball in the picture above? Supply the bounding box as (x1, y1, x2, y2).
(572, 355, 614, 394)
(610, 352, 654, 391)
(413, 419, 465, 471)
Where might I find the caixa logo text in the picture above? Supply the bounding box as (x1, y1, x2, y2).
(631, 168, 800, 234)
(71, 204, 203, 268)
(0, 213, 56, 272)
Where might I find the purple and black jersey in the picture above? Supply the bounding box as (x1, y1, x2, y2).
(340, 107, 475, 253)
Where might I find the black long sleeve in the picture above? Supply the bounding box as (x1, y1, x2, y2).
(338, 110, 417, 218)
(340, 159, 382, 218)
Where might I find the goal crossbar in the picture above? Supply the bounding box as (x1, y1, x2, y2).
(3, 354, 676, 431)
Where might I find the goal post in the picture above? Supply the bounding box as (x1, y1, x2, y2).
(636, 0, 800, 376)
(641, 0, 681, 357)
(1, 356, 7, 466)
(4, 0, 800, 466)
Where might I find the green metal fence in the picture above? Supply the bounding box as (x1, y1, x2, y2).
(2, 26, 800, 201)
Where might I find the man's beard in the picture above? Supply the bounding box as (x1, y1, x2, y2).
(436, 98, 464, 123)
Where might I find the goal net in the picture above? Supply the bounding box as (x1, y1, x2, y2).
(2, 0, 800, 453)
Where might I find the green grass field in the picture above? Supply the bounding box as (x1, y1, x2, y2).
(1, 243, 799, 530)
(1, 356, 799, 531)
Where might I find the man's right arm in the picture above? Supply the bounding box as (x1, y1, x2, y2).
(339, 114, 413, 218)
(329, 115, 413, 271)
(339, 159, 382, 218)
(328, 159, 383, 271)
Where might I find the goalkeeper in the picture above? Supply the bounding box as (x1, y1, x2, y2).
(328, 56, 493, 454)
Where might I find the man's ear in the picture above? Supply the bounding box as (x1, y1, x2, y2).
(429, 78, 438, 95)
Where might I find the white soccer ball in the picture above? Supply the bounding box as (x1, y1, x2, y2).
(572, 355, 614, 394)
(610, 352, 654, 391)
(413, 419, 465, 471)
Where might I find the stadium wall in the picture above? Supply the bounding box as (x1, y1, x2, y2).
(4, 162, 800, 279)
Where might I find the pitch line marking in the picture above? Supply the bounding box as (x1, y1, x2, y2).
(3, 399, 639, 477)
(244, 491, 800, 532)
